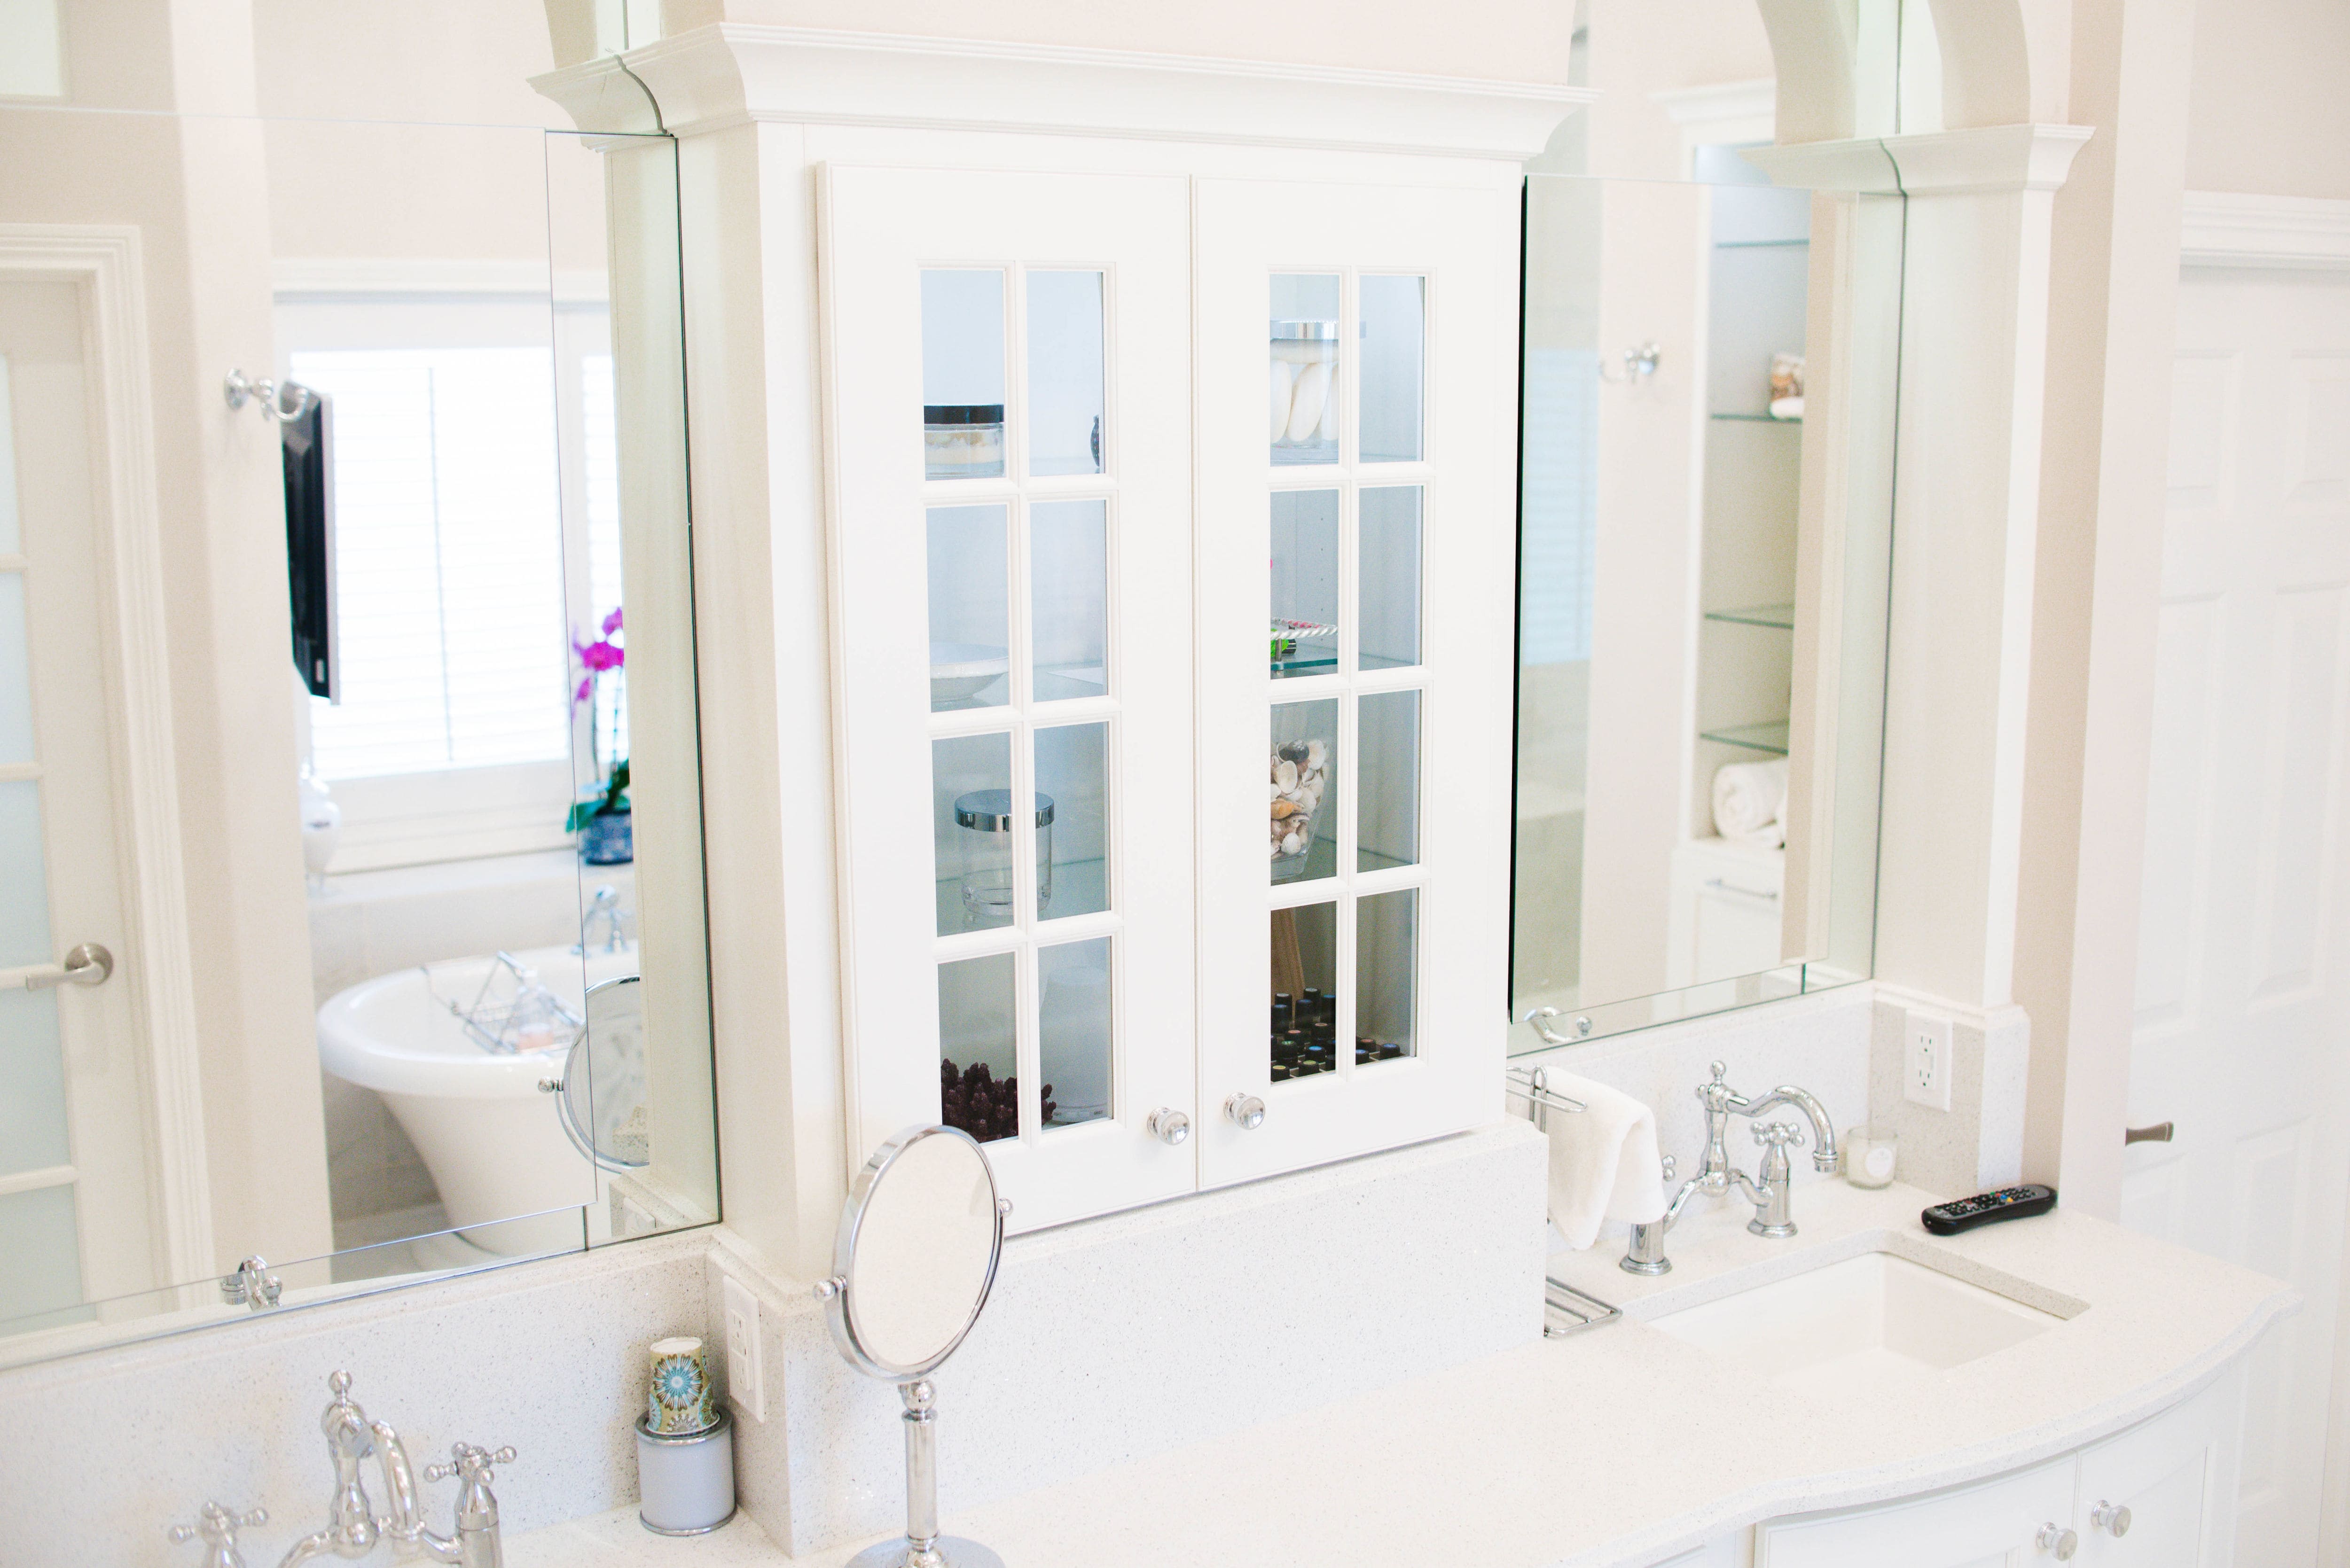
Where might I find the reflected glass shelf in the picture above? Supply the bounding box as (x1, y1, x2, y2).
(1699, 719, 1790, 756)
(1710, 412, 1802, 424)
(1714, 237, 1811, 249)
(1704, 602, 1796, 630)
(1271, 649, 1340, 677)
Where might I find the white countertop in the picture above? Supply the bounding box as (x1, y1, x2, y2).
(510, 1181, 2294, 1568)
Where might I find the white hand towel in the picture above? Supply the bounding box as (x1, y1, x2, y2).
(1711, 757, 1789, 847)
(1538, 1070, 1668, 1250)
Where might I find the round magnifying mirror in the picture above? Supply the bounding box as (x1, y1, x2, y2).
(818, 1125, 1006, 1568)
(554, 975, 650, 1172)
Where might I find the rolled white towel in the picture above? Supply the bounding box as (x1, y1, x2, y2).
(1537, 1069, 1668, 1250)
(1712, 757, 1788, 847)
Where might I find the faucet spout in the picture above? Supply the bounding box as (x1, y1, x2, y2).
(1738, 1084, 1839, 1175)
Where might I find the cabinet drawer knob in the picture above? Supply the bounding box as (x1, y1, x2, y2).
(1224, 1094, 1267, 1131)
(1147, 1108, 1191, 1146)
(2091, 1501, 2131, 1537)
(2037, 1523, 2078, 1560)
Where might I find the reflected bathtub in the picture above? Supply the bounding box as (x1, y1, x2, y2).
(317, 943, 637, 1255)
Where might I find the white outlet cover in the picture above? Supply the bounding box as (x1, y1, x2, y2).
(1905, 1008, 1954, 1113)
(721, 1274, 766, 1422)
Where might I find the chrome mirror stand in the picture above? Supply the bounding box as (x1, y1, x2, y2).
(844, 1379, 1003, 1568)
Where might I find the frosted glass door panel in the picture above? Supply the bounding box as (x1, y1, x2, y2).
(931, 732, 1016, 935)
(1035, 722, 1109, 921)
(1026, 271, 1105, 476)
(1356, 889, 1418, 1062)
(1359, 275, 1425, 463)
(0, 778, 50, 965)
(1271, 702, 1337, 884)
(1039, 936, 1112, 1126)
(0, 1186, 86, 1332)
(1358, 690, 1420, 872)
(1271, 488, 1340, 678)
(1031, 498, 1107, 702)
(0, 991, 67, 1174)
(922, 269, 1007, 478)
(1271, 274, 1341, 465)
(1359, 486, 1423, 671)
(0, 354, 17, 553)
(0, 574, 30, 763)
(927, 504, 1010, 711)
(938, 951, 1018, 1143)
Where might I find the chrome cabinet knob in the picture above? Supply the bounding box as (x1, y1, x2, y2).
(2037, 1522, 2078, 1559)
(1147, 1108, 1191, 1146)
(1224, 1093, 1266, 1131)
(2091, 1501, 2131, 1537)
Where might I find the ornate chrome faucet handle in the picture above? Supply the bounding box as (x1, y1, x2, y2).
(426, 1443, 518, 1485)
(168, 1502, 268, 1568)
(1660, 1153, 1676, 1181)
(1751, 1120, 1805, 1147)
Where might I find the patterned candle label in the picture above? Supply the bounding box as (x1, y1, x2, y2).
(648, 1336, 716, 1435)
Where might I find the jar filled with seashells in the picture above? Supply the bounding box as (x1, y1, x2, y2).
(1269, 737, 1330, 879)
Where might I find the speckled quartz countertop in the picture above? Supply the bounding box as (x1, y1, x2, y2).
(509, 1181, 2293, 1568)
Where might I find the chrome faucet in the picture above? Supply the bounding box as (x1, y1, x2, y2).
(170, 1502, 268, 1568)
(270, 1371, 516, 1568)
(576, 884, 629, 955)
(1622, 1061, 1840, 1275)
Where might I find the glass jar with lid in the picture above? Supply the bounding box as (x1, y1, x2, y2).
(953, 789, 1055, 927)
(925, 404, 1006, 479)
(1269, 321, 1340, 463)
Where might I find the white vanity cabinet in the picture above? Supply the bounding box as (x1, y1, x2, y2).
(820, 163, 1520, 1230)
(1750, 1373, 2240, 1568)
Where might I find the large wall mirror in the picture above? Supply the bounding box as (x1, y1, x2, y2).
(0, 90, 716, 1361)
(1510, 148, 1906, 1049)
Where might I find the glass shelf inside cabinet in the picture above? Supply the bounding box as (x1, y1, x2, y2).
(1702, 601, 1795, 630)
(1710, 411, 1802, 424)
(1699, 719, 1791, 756)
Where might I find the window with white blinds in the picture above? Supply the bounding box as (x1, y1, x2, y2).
(291, 347, 573, 780)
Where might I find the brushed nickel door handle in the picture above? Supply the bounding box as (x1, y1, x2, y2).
(2, 942, 114, 991)
(2125, 1122, 2175, 1146)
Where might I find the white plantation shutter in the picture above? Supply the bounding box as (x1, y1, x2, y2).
(292, 347, 571, 780)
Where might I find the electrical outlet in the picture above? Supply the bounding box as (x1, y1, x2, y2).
(1905, 1009, 1953, 1111)
(721, 1275, 765, 1422)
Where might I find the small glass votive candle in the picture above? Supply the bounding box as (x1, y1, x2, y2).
(1845, 1123, 1899, 1188)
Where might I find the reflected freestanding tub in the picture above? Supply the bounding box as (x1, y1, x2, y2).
(318, 943, 638, 1255)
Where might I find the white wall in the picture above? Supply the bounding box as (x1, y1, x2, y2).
(656, 0, 1578, 83)
(2182, 0, 2350, 201)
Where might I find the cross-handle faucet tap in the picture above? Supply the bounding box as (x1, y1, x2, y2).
(170, 1502, 269, 1568)
(413, 1442, 518, 1568)
(1622, 1062, 1841, 1275)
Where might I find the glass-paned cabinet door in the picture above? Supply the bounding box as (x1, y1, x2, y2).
(1195, 179, 1518, 1187)
(821, 166, 1196, 1231)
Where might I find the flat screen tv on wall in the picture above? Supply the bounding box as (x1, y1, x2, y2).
(281, 386, 339, 702)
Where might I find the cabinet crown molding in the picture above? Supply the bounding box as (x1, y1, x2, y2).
(2180, 191, 2350, 270)
(535, 23, 1597, 160)
(1745, 124, 2093, 196)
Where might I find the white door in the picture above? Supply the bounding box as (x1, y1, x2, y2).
(1193, 178, 1517, 1187)
(2123, 265, 2350, 1564)
(0, 279, 160, 1327)
(821, 166, 1198, 1233)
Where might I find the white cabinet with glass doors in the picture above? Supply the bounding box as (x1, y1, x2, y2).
(822, 166, 1517, 1231)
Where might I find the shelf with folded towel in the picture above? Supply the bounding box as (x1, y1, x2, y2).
(1703, 601, 1795, 630)
(1699, 719, 1789, 756)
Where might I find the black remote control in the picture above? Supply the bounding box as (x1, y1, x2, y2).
(1921, 1184, 2057, 1235)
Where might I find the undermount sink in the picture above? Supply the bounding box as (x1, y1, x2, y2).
(1647, 1251, 2064, 1388)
